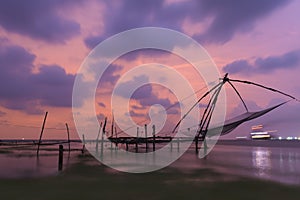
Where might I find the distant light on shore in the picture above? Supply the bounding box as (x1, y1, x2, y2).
(285, 136, 299, 140)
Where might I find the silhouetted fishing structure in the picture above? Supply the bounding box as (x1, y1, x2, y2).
(172, 73, 299, 153)
(106, 73, 299, 154)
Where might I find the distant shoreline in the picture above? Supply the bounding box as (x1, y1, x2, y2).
(216, 139, 300, 148)
(1, 138, 300, 148)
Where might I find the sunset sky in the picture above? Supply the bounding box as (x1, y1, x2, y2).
(0, 0, 299, 139)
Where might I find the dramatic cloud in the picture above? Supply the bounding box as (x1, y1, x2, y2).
(223, 49, 300, 75)
(85, 0, 290, 48)
(99, 64, 122, 86)
(113, 75, 149, 99)
(131, 84, 153, 101)
(113, 74, 180, 117)
(0, 44, 36, 100)
(132, 88, 177, 114)
(0, 0, 82, 43)
(124, 82, 181, 131)
(84, 35, 105, 50)
(194, 0, 290, 44)
(0, 42, 75, 114)
(32, 65, 75, 107)
(129, 110, 145, 118)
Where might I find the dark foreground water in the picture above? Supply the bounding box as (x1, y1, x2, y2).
(1, 141, 300, 184)
(172, 143, 300, 185)
(0, 140, 300, 200)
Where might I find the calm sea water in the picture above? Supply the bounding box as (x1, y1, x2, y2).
(1, 141, 300, 185)
(172, 144, 300, 185)
(0, 142, 81, 178)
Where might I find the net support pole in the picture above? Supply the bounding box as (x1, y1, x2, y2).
(37, 111, 48, 156)
(65, 123, 71, 152)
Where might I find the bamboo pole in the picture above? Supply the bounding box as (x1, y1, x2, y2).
(111, 115, 114, 149)
(96, 122, 103, 151)
(58, 144, 63, 171)
(65, 123, 70, 152)
(37, 111, 48, 156)
(145, 124, 148, 152)
(101, 117, 107, 155)
(152, 125, 156, 151)
(82, 134, 86, 154)
(203, 139, 208, 159)
(136, 127, 139, 153)
(126, 142, 129, 151)
(102, 117, 107, 136)
(114, 126, 118, 148)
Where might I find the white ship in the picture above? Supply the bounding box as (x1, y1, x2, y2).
(250, 125, 272, 140)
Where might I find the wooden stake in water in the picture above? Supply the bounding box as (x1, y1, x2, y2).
(204, 139, 208, 159)
(82, 134, 86, 154)
(111, 115, 114, 149)
(101, 117, 107, 155)
(102, 117, 107, 136)
(136, 127, 139, 153)
(96, 122, 103, 151)
(58, 144, 64, 171)
(195, 136, 199, 154)
(126, 140, 129, 151)
(152, 125, 156, 151)
(65, 123, 71, 152)
(114, 126, 118, 148)
(37, 111, 48, 156)
(145, 124, 148, 152)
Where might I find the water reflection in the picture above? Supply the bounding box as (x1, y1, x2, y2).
(288, 151, 296, 172)
(279, 149, 299, 173)
(0, 145, 78, 179)
(1, 141, 300, 185)
(252, 147, 271, 178)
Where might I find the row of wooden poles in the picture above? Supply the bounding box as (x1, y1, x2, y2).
(36, 112, 72, 171)
(36, 112, 72, 156)
(35, 112, 206, 171)
(95, 117, 205, 154)
(97, 116, 159, 152)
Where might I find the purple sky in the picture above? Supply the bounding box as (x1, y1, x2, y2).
(0, 0, 299, 139)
